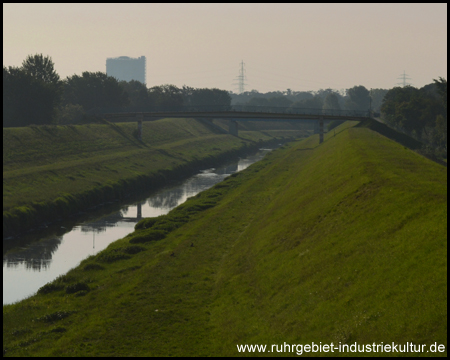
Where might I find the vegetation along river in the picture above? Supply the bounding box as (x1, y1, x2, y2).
(3, 148, 274, 305)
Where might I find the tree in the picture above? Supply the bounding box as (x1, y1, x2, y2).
(382, 86, 419, 130)
(370, 88, 389, 113)
(345, 85, 370, 112)
(381, 85, 444, 138)
(21, 54, 60, 85)
(56, 104, 85, 125)
(290, 91, 314, 103)
(267, 96, 293, 111)
(3, 67, 13, 125)
(147, 84, 184, 111)
(186, 88, 231, 111)
(291, 96, 323, 113)
(435, 114, 447, 150)
(315, 88, 337, 99)
(322, 93, 341, 111)
(63, 72, 129, 112)
(119, 80, 149, 109)
(246, 97, 269, 109)
(229, 89, 263, 106)
(433, 77, 447, 151)
(3, 66, 59, 127)
(433, 77, 447, 111)
(20, 54, 62, 124)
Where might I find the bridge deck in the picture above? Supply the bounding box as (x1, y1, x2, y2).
(102, 111, 370, 122)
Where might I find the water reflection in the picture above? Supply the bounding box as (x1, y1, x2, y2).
(3, 236, 62, 271)
(148, 188, 184, 209)
(78, 207, 144, 234)
(217, 163, 238, 174)
(3, 149, 272, 304)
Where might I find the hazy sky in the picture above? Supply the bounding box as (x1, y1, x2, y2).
(3, 3, 447, 93)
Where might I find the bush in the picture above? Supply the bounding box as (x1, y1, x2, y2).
(122, 245, 145, 254)
(168, 214, 190, 223)
(135, 217, 160, 230)
(96, 250, 130, 263)
(36, 311, 76, 323)
(74, 290, 89, 297)
(83, 263, 105, 271)
(11, 328, 32, 337)
(56, 104, 85, 125)
(66, 282, 90, 294)
(37, 282, 64, 295)
(116, 265, 142, 274)
(129, 229, 167, 244)
(54, 274, 76, 284)
(50, 327, 67, 333)
(184, 202, 216, 213)
(152, 221, 186, 232)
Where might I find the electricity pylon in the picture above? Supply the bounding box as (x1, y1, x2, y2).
(233, 60, 247, 94)
(397, 70, 412, 87)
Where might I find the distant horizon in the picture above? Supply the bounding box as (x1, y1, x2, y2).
(3, 53, 441, 94)
(3, 51, 442, 94)
(3, 4, 447, 93)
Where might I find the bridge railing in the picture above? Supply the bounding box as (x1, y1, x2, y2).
(230, 105, 369, 117)
(88, 105, 370, 118)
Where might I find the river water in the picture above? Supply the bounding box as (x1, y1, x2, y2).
(3, 149, 273, 305)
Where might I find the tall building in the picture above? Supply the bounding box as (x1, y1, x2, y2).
(106, 56, 146, 84)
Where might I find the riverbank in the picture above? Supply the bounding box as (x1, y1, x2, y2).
(3, 121, 446, 356)
(3, 118, 308, 238)
(3, 149, 273, 305)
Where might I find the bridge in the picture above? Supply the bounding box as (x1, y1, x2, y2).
(96, 107, 372, 144)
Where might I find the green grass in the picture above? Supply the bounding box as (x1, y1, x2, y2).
(357, 118, 447, 167)
(3, 122, 446, 356)
(3, 118, 306, 237)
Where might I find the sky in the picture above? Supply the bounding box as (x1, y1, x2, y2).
(3, 3, 447, 93)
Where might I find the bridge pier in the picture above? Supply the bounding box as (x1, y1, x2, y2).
(136, 113, 143, 141)
(229, 120, 238, 136)
(137, 203, 142, 220)
(319, 117, 324, 144)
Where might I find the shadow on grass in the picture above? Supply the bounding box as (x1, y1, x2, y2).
(356, 119, 447, 167)
(102, 119, 148, 148)
(356, 118, 422, 150)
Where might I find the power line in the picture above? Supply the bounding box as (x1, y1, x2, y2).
(396, 70, 412, 87)
(232, 60, 247, 94)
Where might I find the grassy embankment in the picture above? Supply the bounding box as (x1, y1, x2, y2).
(3, 121, 447, 356)
(3, 118, 308, 238)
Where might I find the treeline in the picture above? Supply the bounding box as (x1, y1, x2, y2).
(230, 87, 389, 115)
(381, 78, 447, 157)
(3, 54, 232, 127)
(3, 53, 387, 127)
(3, 53, 447, 157)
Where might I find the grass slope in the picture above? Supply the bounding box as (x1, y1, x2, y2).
(3, 118, 306, 237)
(3, 122, 447, 356)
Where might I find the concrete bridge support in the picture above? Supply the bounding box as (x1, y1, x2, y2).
(229, 120, 238, 136)
(137, 202, 142, 220)
(136, 113, 143, 141)
(319, 117, 324, 144)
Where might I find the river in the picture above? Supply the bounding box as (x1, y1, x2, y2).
(3, 148, 273, 305)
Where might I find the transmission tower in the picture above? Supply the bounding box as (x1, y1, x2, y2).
(233, 60, 247, 94)
(397, 70, 412, 87)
